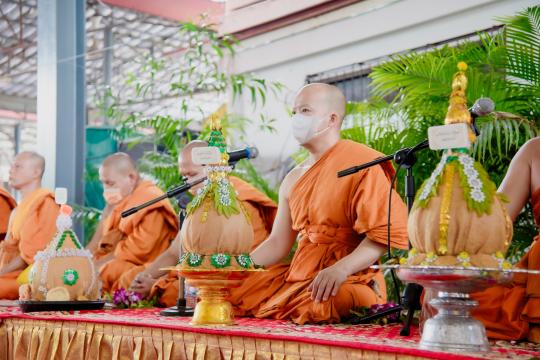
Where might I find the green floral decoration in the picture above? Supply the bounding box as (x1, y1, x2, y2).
(414, 150, 497, 216)
(186, 253, 203, 267)
(414, 153, 449, 209)
(56, 230, 82, 250)
(210, 253, 231, 268)
(235, 254, 252, 269)
(454, 157, 496, 216)
(208, 130, 227, 154)
(63, 269, 79, 286)
(186, 172, 241, 218)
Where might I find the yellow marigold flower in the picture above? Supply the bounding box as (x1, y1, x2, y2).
(399, 258, 407, 265)
(458, 251, 470, 260)
(494, 251, 504, 259)
(502, 261, 512, 270)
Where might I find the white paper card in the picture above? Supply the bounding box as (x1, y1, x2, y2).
(428, 123, 471, 150)
(55, 187, 68, 205)
(192, 147, 221, 165)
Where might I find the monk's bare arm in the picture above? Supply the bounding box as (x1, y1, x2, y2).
(0, 255, 26, 276)
(86, 205, 115, 252)
(142, 232, 180, 279)
(251, 171, 299, 266)
(308, 238, 385, 302)
(499, 137, 540, 221)
(129, 233, 181, 296)
(336, 237, 385, 273)
(86, 221, 104, 252)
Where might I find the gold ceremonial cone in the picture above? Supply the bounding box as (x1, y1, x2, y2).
(174, 116, 263, 326)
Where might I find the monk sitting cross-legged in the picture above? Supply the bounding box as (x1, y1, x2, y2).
(86, 153, 179, 293)
(229, 83, 409, 324)
(473, 137, 540, 343)
(0, 152, 59, 299)
(0, 186, 16, 241)
(127, 140, 277, 306)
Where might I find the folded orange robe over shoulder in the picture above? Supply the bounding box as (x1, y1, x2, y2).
(98, 181, 178, 293)
(473, 187, 540, 342)
(0, 188, 59, 299)
(149, 176, 278, 307)
(230, 140, 409, 324)
(0, 187, 16, 240)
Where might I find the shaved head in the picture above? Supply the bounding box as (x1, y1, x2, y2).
(296, 83, 346, 123)
(99, 153, 140, 199)
(9, 151, 46, 190)
(18, 151, 45, 177)
(291, 83, 346, 147)
(101, 152, 138, 175)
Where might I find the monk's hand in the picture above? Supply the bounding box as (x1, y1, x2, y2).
(308, 264, 348, 303)
(129, 273, 155, 299)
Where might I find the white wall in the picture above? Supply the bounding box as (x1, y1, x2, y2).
(228, 0, 538, 187)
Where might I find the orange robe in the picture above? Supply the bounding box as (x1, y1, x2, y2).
(149, 176, 278, 307)
(0, 187, 16, 240)
(473, 187, 540, 341)
(0, 188, 59, 299)
(98, 180, 179, 293)
(230, 140, 409, 324)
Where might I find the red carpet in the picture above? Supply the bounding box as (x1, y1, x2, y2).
(0, 306, 538, 359)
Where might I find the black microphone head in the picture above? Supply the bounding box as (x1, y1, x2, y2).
(176, 192, 192, 210)
(247, 146, 259, 159)
(471, 98, 495, 117)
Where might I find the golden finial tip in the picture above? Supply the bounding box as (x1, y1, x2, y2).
(457, 62, 468, 71)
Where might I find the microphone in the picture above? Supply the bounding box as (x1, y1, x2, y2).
(227, 147, 259, 163)
(121, 177, 206, 218)
(470, 97, 495, 117)
(469, 98, 494, 136)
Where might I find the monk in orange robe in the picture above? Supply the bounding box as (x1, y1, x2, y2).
(0, 187, 16, 240)
(86, 153, 179, 293)
(473, 137, 540, 342)
(229, 83, 409, 324)
(0, 152, 59, 299)
(127, 140, 277, 306)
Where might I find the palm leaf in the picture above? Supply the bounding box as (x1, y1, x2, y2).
(498, 6, 540, 86)
(233, 160, 279, 203)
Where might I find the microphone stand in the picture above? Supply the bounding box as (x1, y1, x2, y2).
(121, 177, 206, 218)
(121, 178, 206, 317)
(160, 205, 194, 317)
(338, 139, 428, 336)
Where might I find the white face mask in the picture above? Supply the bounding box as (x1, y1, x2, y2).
(291, 113, 331, 145)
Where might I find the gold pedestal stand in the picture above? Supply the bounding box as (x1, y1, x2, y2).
(169, 268, 261, 326)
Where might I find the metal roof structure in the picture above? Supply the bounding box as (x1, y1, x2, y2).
(0, 0, 225, 123)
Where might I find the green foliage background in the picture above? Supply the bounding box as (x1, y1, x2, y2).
(77, 8, 540, 305)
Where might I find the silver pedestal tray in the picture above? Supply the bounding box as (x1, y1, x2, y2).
(373, 265, 540, 353)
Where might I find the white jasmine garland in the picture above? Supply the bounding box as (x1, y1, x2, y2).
(419, 153, 449, 201)
(458, 154, 485, 203)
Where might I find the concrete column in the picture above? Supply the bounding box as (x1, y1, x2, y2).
(36, 0, 86, 209)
